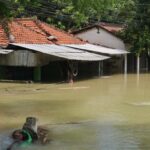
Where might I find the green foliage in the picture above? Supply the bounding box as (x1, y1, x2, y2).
(0, 0, 134, 29)
(121, 0, 150, 55)
(0, 1, 11, 18)
(0, 0, 149, 55)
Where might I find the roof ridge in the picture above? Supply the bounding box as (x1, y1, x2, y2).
(14, 17, 37, 21)
(72, 24, 122, 40)
(9, 21, 50, 42)
(100, 22, 123, 27)
(14, 20, 46, 36)
(34, 19, 52, 36)
(8, 20, 55, 44)
(34, 20, 59, 44)
(13, 18, 82, 41)
(38, 20, 78, 39)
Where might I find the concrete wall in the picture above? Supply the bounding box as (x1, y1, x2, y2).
(75, 27, 125, 50)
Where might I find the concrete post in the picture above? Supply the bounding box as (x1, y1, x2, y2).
(98, 61, 101, 76)
(124, 54, 127, 74)
(146, 57, 148, 72)
(137, 55, 140, 74)
(101, 61, 103, 76)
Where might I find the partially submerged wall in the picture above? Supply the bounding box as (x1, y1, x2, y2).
(0, 50, 58, 67)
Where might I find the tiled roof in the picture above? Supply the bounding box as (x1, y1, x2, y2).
(99, 22, 123, 33)
(0, 25, 9, 47)
(72, 22, 123, 36)
(0, 18, 84, 47)
(15, 19, 46, 35)
(9, 21, 52, 44)
(36, 21, 84, 44)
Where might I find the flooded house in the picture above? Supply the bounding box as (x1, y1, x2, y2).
(0, 18, 111, 82)
(72, 22, 128, 75)
(73, 22, 150, 74)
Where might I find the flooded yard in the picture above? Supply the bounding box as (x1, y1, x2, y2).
(0, 74, 150, 150)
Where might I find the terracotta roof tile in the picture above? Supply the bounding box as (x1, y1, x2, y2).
(0, 25, 9, 47)
(9, 21, 52, 44)
(0, 18, 84, 46)
(35, 21, 85, 44)
(100, 22, 123, 33)
(72, 22, 123, 35)
(16, 19, 45, 35)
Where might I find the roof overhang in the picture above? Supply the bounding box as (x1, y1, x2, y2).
(10, 43, 110, 61)
(62, 44, 129, 55)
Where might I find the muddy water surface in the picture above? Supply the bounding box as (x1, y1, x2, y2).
(0, 74, 150, 150)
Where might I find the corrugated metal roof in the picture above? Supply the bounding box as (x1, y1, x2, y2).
(0, 48, 13, 54)
(50, 51, 109, 61)
(10, 43, 110, 61)
(11, 43, 82, 53)
(63, 43, 129, 55)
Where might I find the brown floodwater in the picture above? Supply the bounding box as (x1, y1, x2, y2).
(0, 74, 150, 150)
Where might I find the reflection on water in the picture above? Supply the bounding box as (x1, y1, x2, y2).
(0, 132, 13, 150)
(0, 74, 150, 150)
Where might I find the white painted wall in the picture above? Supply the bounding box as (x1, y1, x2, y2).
(75, 27, 125, 50)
